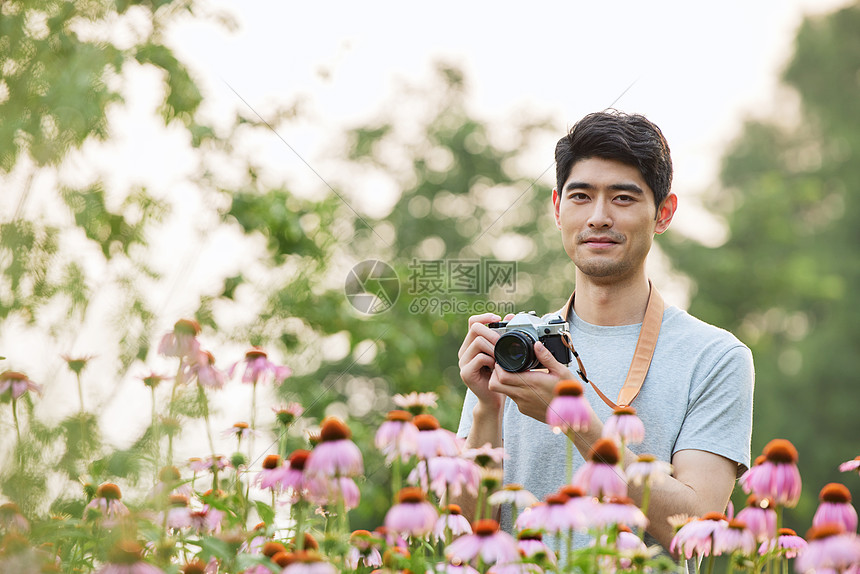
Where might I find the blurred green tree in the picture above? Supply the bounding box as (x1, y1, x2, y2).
(662, 1, 860, 529)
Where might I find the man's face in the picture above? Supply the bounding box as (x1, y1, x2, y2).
(553, 157, 674, 283)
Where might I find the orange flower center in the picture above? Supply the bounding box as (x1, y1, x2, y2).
(590, 438, 620, 465)
(386, 410, 412, 422)
(262, 542, 287, 557)
(262, 455, 281, 470)
(319, 417, 352, 441)
(96, 483, 122, 500)
(288, 450, 310, 470)
(820, 483, 851, 503)
(763, 439, 798, 464)
(398, 487, 426, 504)
(554, 379, 584, 397)
(474, 519, 500, 536)
(413, 414, 440, 431)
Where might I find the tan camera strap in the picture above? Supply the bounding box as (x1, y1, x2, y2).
(560, 281, 665, 410)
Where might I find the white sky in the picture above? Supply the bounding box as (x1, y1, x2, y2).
(171, 0, 850, 243)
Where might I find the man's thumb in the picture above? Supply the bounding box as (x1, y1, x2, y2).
(535, 342, 565, 375)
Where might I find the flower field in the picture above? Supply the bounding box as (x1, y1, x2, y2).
(1, 320, 858, 573)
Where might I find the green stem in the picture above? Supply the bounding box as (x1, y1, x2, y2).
(565, 432, 574, 484)
(151, 387, 160, 478)
(76, 372, 85, 412)
(392, 456, 402, 506)
(639, 478, 651, 540)
(294, 501, 306, 551)
(11, 397, 20, 444)
(249, 381, 257, 466)
(706, 550, 716, 574)
(197, 385, 216, 458)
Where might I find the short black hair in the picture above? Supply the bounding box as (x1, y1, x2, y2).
(555, 110, 673, 211)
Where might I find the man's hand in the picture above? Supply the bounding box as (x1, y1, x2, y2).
(458, 313, 512, 412)
(489, 341, 577, 423)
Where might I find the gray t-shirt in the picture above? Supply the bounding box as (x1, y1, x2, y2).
(457, 304, 754, 553)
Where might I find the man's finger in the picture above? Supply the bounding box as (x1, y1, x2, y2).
(534, 342, 570, 378)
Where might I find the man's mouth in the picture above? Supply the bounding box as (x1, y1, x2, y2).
(581, 235, 621, 248)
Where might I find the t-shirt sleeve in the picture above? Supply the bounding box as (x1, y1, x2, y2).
(673, 344, 754, 476)
(457, 388, 478, 438)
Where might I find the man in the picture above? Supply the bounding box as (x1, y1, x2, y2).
(456, 111, 754, 553)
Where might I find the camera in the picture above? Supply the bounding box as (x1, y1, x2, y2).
(489, 312, 571, 372)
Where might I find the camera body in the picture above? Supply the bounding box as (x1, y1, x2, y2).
(489, 312, 571, 372)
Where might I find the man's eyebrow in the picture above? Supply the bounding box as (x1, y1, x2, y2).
(563, 181, 645, 195)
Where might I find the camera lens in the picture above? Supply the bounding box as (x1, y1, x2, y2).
(495, 331, 538, 372)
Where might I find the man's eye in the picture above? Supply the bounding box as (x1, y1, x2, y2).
(568, 193, 589, 201)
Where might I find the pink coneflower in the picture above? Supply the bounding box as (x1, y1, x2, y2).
(229, 347, 291, 386)
(393, 391, 438, 414)
(545, 380, 591, 434)
(306, 476, 361, 510)
(188, 505, 224, 534)
(445, 519, 519, 567)
(96, 540, 163, 574)
(188, 455, 229, 473)
(0, 502, 29, 532)
(85, 483, 130, 522)
(487, 563, 543, 574)
(162, 494, 193, 529)
(462, 443, 508, 468)
(181, 558, 217, 574)
(305, 417, 363, 477)
(602, 405, 645, 444)
(669, 512, 728, 559)
(572, 438, 627, 499)
(280, 450, 310, 502)
(517, 530, 557, 565)
(0, 371, 42, 399)
(625, 454, 673, 486)
(256, 455, 288, 491)
(595, 526, 648, 569)
(222, 421, 260, 441)
(813, 483, 858, 533)
(735, 495, 776, 543)
(375, 410, 419, 463)
(592, 496, 648, 531)
(433, 504, 473, 542)
(178, 350, 226, 389)
(384, 487, 438, 538)
(712, 519, 757, 556)
(345, 530, 383, 569)
(158, 319, 201, 359)
(281, 550, 336, 574)
(409, 456, 480, 500)
(273, 402, 304, 427)
(488, 484, 539, 510)
(515, 492, 585, 534)
(414, 414, 462, 459)
(795, 523, 860, 573)
(840, 456, 860, 477)
(744, 439, 802, 508)
(759, 527, 807, 558)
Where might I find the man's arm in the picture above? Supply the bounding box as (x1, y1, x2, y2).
(568, 411, 737, 549)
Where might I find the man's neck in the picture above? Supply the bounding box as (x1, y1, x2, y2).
(572, 273, 652, 326)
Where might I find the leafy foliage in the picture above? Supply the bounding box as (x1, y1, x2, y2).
(662, 0, 860, 528)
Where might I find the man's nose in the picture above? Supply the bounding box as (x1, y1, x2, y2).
(587, 200, 612, 228)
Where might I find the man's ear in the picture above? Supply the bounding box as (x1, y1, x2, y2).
(552, 188, 561, 230)
(655, 193, 678, 234)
